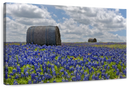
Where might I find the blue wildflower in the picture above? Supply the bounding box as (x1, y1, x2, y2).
(42, 77, 45, 80)
(52, 71, 56, 76)
(79, 67, 82, 70)
(61, 74, 64, 77)
(35, 76, 38, 82)
(28, 80, 32, 84)
(33, 80, 37, 84)
(9, 73, 14, 76)
(70, 73, 73, 76)
(12, 69, 17, 74)
(69, 67, 74, 72)
(76, 74, 81, 81)
(25, 72, 29, 77)
(101, 61, 104, 65)
(5, 72, 8, 79)
(67, 75, 70, 79)
(123, 67, 129, 75)
(64, 71, 68, 76)
(38, 78, 42, 82)
(88, 69, 92, 74)
(92, 74, 95, 80)
(65, 79, 68, 82)
(13, 80, 18, 85)
(85, 64, 88, 68)
(116, 71, 120, 75)
(17, 66, 21, 73)
(80, 70, 84, 74)
(84, 72, 87, 75)
(40, 74, 43, 78)
(115, 65, 117, 70)
(88, 65, 91, 69)
(112, 69, 115, 72)
(4, 67, 8, 72)
(39, 81, 44, 84)
(24, 68, 27, 74)
(14, 75, 19, 79)
(47, 81, 50, 83)
(31, 73, 35, 80)
(53, 79, 56, 83)
(9, 76, 11, 79)
(101, 73, 105, 77)
(21, 73, 24, 77)
(95, 76, 99, 80)
(108, 66, 110, 70)
(48, 64, 51, 68)
(83, 75, 89, 81)
(29, 69, 34, 73)
(47, 74, 53, 79)
(72, 76, 76, 81)
(36, 69, 42, 73)
(102, 69, 106, 73)
(104, 65, 108, 69)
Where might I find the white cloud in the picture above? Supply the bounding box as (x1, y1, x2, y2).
(5, 3, 126, 42)
(55, 6, 126, 42)
(57, 19, 61, 22)
(6, 3, 51, 19)
(53, 14, 57, 17)
(55, 6, 126, 31)
(5, 3, 57, 42)
(124, 18, 129, 30)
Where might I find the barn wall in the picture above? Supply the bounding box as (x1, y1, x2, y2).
(88, 38, 97, 42)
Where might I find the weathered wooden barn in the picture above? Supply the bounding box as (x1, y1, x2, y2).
(88, 38, 97, 42)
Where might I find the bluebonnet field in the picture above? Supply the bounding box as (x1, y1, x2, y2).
(4, 42, 126, 85)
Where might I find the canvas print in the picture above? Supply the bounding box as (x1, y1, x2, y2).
(4, 2, 126, 85)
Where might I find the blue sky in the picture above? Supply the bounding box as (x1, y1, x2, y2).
(44, 5, 69, 22)
(106, 8, 126, 37)
(119, 9, 126, 18)
(5, 3, 126, 42)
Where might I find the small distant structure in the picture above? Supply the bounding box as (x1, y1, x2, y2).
(88, 38, 97, 42)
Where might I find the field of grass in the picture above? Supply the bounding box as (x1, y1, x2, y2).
(5, 42, 126, 49)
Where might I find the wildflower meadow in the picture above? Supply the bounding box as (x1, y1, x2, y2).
(4, 42, 126, 85)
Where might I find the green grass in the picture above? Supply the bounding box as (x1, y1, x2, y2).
(92, 44, 126, 49)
